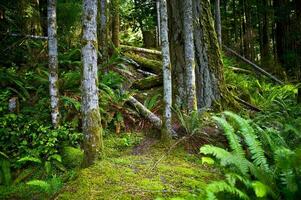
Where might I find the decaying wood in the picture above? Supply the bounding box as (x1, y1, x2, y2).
(121, 45, 162, 56)
(223, 45, 284, 85)
(124, 52, 162, 74)
(132, 75, 162, 90)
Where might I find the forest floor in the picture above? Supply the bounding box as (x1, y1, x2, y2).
(56, 134, 218, 200)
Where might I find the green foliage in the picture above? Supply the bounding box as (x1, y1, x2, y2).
(201, 112, 301, 200)
(144, 94, 161, 111)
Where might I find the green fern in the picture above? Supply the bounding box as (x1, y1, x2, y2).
(0, 152, 11, 186)
(212, 116, 245, 158)
(205, 181, 250, 200)
(223, 111, 269, 171)
(200, 145, 249, 175)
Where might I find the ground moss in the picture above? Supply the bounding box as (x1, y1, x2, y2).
(57, 136, 218, 200)
(61, 146, 84, 168)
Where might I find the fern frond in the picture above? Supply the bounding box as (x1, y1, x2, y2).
(17, 156, 42, 165)
(206, 181, 250, 200)
(200, 145, 249, 175)
(27, 180, 51, 193)
(224, 111, 269, 171)
(212, 116, 244, 157)
(225, 173, 252, 188)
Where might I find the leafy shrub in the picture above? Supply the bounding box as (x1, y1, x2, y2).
(200, 111, 301, 200)
(0, 113, 83, 165)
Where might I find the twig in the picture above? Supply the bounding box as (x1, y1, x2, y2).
(149, 134, 193, 171)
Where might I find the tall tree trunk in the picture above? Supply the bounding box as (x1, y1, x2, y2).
(214, 0, 222, 45)
(47, 0, 59, 128)
(183, 0, 197, 112)
(168, 0, 225, 110)
(260, 0, 271, 68)
(111, 0, 120, 47)
(160, 0, 172, 138)
(82, 0, 103, 167)
(156, 0, 161, 47)
(98, 0, 109, 63)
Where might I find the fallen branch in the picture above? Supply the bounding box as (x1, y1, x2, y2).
(234, 97, 261, 112)
(223, 45, 284, 85)
(10, 33, 48, 40)
(127, 96, 162, 129)
(121, 45, 162, 56)
(229, 67, 252, 74)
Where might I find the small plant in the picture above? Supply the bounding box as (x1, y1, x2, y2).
(200, 111, 301, 200)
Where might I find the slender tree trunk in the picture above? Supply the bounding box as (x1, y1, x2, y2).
(260, 0, 271, 68)
(214, 0, 222, 45)
(98, 0, 109, 63)
(183, 0, 197, 112)
(156, 0, 161, 46)
(160, 0, 172, 138)
(82, 0, 103, 167)
(47, 0, 59, 128)
(111, 0, 120, 47)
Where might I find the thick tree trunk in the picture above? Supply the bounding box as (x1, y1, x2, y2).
(168, 0, 225, 110)
(81, 0, 103, 167)
(160, 0, 172, 138)
(111, 0, 120, 47)
(47, 0, 59, 128)
(214, 0, 222, 45)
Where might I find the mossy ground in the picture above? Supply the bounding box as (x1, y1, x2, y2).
(57, 133, 218, 200)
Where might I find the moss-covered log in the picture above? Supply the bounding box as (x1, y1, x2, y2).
(121, 45, 162, 56)
(132, 75, 163, 90)
(124, 52, 162, 74)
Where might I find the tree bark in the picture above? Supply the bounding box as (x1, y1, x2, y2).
(111, 0, 120, 47)
(47, 0, 59, 128)
(98, 0, 109, 63)
(168, 0, 225, 110)
(156, 0, 161, 46)
(183, 0, 197, 112)
(214, 0, 222, 45)
(160, 0, 172, 138)
(81, 0, 103, 167)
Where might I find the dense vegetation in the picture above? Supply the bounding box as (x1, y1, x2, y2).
(0, 0, 300, 199)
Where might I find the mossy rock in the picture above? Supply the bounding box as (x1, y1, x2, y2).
(61, 146, 84, 168)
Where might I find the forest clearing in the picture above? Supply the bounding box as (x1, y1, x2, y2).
(0, 0, 301, 199)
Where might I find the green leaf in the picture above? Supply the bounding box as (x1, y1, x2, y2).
(202, 157, 215, 165)
(17, 156, 42, 165)
(252, 181, 268, 198)
(27, 180, 51, 193)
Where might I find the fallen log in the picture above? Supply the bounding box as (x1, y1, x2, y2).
(127, 96, 162, 129)
(132, 75, 163, 90)
(223, 45, 284, 85)
(124, 52, 162, 74)
(121, 45, 162, 56)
